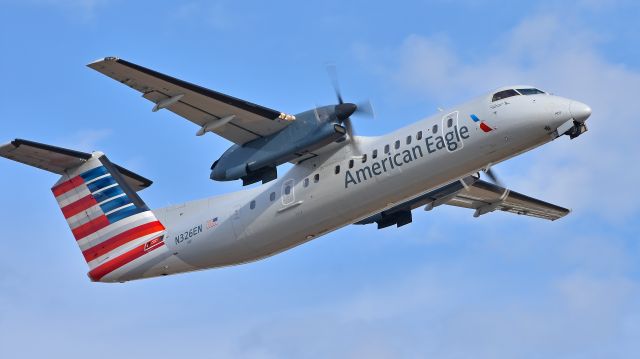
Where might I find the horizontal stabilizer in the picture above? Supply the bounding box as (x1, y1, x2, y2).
(0, 139, 152, 191)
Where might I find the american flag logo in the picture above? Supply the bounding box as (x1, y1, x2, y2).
(206, 217, 219, 229)
(143, 236, 164, 251)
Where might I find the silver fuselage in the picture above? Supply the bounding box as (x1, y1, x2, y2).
(117, 89, 582, 281)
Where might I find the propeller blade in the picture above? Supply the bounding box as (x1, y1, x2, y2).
(324, 63, 371, 156)
(354, 99, 375, 118)
(313, 106, 322, 123)
(326, 63, 344, 104)
(485, 167, 503, 187)
(344, 117, 355, 138)
(344, 117, 360, 154)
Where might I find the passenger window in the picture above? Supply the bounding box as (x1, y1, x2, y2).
(250, 200, 256, 210)
(372, 149, 378, 159)
(314, 174, 320, 183)
(303, 178, 309, 187)
(270, 192, 276, 201)
(447, 118, 453, 127)
(406, 135, 411, 145)
(284, 185, 291, 195)
(349, 159, 354, 168)
(417, 131, 422, 140)
(432, 124, 438, 134)
(335, 165, 340, 174)
(492, 89, 519, 102)
(384, 144, 390, 154)
(362, 154, 367, 163)
(395, 140, 400, 149)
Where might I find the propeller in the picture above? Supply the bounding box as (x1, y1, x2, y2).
(325, 63, 374, 154)
(326, 63, 344, 105)
(483, 166, 504, 187)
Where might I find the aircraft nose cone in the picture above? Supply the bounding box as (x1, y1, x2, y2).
(570, 101, 592, 122)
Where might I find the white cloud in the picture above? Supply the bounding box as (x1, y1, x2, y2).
(285, 15, 640, 356)
(2, 6, 640, 359)
(172, 1, 235, 30)
(195, 252, 640, 358)
(58, 128, 112, 152)
(362, 14, 640, 222)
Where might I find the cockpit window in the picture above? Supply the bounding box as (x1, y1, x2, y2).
(516, 88, 545, 95)
(492, 89, 520, 102)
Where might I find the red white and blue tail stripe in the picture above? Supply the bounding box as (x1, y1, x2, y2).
(51, 152, 168, 282)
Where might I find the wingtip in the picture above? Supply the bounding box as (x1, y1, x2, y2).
(87, 56, 120, 67)
(9, 138, 28, 148)
(0, 139, 18, 151)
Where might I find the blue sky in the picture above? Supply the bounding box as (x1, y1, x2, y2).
(1, 0, 640, 358)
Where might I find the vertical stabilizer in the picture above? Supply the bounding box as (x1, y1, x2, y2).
(51, 153, 168, 282)
(1, 139, 169, 282)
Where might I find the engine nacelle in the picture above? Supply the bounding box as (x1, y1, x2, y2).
(210, 108, 346, 185)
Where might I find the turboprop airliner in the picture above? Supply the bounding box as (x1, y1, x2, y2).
(0, 57, 591, 283)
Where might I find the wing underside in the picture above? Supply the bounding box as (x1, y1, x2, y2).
(446, 180, 570, 220)
(87, 57, 294, 145)
(356, 177, 569, 229)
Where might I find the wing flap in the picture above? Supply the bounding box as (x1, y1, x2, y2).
(88, 57, 293, 145)
(0, 139, 152, 192)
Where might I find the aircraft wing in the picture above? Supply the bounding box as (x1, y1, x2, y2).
(356, 177, 569, 229)
(87, 57, 295, 145)
(0, 139, 152, 192)
(445, 180, 570, 220)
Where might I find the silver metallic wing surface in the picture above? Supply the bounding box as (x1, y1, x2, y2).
(447, 180, 570, 221)
(87, 57, 293, 145)
(0, 139, 152, 192)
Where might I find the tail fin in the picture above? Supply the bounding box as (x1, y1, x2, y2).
(1, 139, 168, 282)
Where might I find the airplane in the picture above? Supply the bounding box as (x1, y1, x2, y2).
(0, 57, 592, 283)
